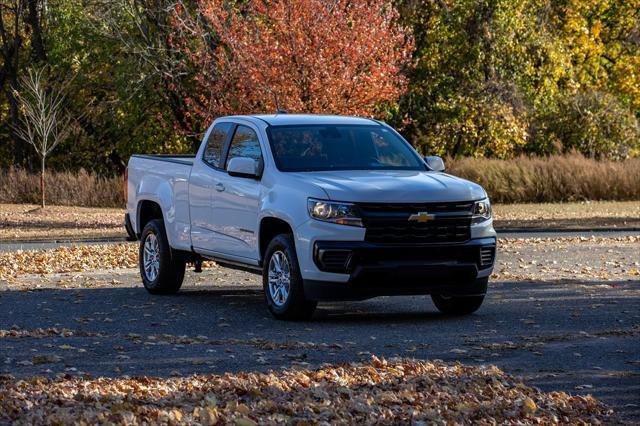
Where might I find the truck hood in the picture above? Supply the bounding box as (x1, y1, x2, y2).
(288, 170, 486, 203)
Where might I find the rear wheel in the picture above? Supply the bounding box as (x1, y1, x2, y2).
(124, 214, 137, 241)
(263, 234, 316, 320)
(431, 278, 487, 315)
(139, 219, 185, 294)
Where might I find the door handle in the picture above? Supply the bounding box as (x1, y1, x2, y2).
(215, 183, 225, 192)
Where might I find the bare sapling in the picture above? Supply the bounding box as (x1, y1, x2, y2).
(12, 67, 72, 208)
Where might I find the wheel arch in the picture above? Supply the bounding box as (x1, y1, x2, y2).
(136, 199, 164, 237)
(259, 217, 294, 264)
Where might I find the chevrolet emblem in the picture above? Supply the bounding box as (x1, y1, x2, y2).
(408, 212, 436, 222)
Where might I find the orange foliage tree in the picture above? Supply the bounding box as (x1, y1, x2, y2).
(170, 0, 413, 131)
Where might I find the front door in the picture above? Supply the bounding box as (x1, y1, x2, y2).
(189, 121, 233, 251)
(211, 124, 263, 260)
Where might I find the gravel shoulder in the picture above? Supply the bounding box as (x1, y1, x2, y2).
(493, 201, 640, 230)
(0, 204, 123, 241)
(1, 237, 639, 421)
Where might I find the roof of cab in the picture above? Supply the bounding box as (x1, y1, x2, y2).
(231, 114, 381, 126)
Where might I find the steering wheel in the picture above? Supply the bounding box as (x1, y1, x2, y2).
(365, 156, 383, 166)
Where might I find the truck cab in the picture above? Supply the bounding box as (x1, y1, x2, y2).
(126, 114, 496, 320)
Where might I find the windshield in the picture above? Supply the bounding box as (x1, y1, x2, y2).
(266, 125, 425, 172)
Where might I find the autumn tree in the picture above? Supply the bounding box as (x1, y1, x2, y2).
(2, 0, 640, 172)
(95, 0, 201, 152)
(171, 0, 413, 131)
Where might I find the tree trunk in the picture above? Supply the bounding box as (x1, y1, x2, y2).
(40, 156, 45, 208)
(0, 5, 25, 166)
(9, 81, 24, 166)
(26, 0, 47, 63)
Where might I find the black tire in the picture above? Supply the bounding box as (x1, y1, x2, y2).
(263, 234, 317, 320)
(431, 278, 487, 315)
(139, 219, 186, 294)
(124, 214, 138, 241)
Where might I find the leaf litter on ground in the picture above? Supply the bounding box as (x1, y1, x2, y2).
(0, 357, 611, 425)
(1, 236, 637, 282)
(0, 244, 217, 281)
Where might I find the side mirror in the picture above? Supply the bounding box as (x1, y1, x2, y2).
(227, 157, 261, 179)
(424, 155, 445, 172)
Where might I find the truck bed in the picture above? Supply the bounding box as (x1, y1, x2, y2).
(127, 154, 195, 251)
(131, 154, 195, 166)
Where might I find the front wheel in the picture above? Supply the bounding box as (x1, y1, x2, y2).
(263, 234, 316, 320)
(139, 219, 185, 294)
(431, 278, 487, 315)
(431, 294, 485, 315)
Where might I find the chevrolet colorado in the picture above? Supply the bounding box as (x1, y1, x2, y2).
(126, 114, 496, 319)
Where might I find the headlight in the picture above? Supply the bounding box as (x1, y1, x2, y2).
(472, 198, 492, 223)
(307, 198, 363, 227)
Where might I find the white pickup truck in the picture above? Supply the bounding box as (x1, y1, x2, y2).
(126, 114, 496, 320)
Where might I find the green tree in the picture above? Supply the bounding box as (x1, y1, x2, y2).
(395, 0, 640, 159)
(40, 0, 191, 173)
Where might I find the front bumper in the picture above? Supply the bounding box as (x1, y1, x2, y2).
(304, 237, 496, 301)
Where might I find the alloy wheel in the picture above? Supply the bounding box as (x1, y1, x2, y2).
(143, 233, 160, 281)
(268, 250, 291, 307)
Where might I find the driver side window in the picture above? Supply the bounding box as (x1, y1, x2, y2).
(371, 130, 412, 167)
(225, 125, 263, 169)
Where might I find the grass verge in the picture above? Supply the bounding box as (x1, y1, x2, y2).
(0, 168, 122, 208)
(449, 154, 640, 203)
(2, 154, 640, 208)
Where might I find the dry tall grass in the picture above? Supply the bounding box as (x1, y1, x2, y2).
(0, 168, 123, 208)
(1, 154, 639, 207)
(448, 154, 640, 203)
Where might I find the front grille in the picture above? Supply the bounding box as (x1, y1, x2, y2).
(357, 202, 473, 244)
(479, 246, 495, 267)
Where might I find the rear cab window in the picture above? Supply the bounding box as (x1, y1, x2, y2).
(203, 122, 233, 168)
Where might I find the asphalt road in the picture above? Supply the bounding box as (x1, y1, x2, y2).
(1, 237, 639, 422)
